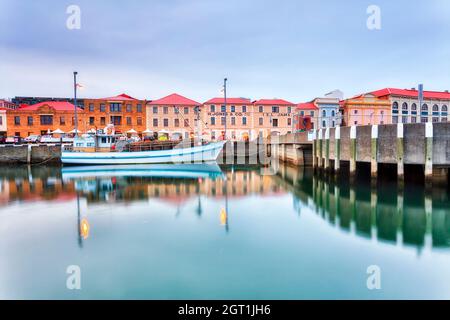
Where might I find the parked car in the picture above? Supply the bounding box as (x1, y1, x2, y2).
(40, 135, 61, 144)
(0, 136, 6, 144)
(24, 135, 41, 143)
(5, 136, 22, 144)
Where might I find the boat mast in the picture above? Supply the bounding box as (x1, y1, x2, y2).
(224, 78, 227, 140)
(73, 71, 78, 137)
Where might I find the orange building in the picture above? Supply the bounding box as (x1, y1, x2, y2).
(6, 101, 84, 137)
(146, 93, 201, 140)
(296, 102, 319, 130)
(342, 93, 392, 126)
(83, 94, 147, 135)
(202, 98, 253, 141)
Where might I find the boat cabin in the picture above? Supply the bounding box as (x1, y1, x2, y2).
(73, 134, 118, 152)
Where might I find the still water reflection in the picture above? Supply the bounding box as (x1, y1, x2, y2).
(0, 164, 449, 299)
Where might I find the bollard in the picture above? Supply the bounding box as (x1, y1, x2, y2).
(371, 125, 378, 180)
(425, 123, 433, 184)
(397, 123, 404, 183)
(334, 126, 341, 173)
(324, 127, 330, 171)
(350, 125, 357, 176)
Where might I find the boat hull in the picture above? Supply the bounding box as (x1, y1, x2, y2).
(61, 141, 226, 165)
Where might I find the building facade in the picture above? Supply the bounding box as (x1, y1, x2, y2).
(343, 93, 392, 126)
(12, 96, 85, 109)
(0, 99, 17, 110)
(83, 94, 146, 135)
(203, 98, 253, 141)
(370, 88, 450, 124)
(252, 99, 295, 138)
(314, 97, 341, 129)
(0, 109, 7, 137)
(6, 101, 84, 137)
(146, 93, 201, 140)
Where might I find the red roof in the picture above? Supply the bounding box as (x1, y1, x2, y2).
(253, 99, 294, 105)
(101, 93, 138, 101)
(296, 102, 318, 110)
(370, 88, 450, 100)
(148, 93, 200, 106)
(204, 97, 251, 104)
(17, 101, 82, 111)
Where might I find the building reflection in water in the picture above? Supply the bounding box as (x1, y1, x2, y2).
(0, 164, 449, 251)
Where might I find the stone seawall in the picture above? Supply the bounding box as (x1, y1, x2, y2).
(0, 145, 61, 164)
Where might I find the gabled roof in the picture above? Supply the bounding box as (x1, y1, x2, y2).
(101, 93, 139, 101)
(148, 93, 200, 106)
(296, 102, 318, 110)
(370, 88, 450, 100)
(204, 97, 251, 104)
(17, 101, 82, 111)
(253, 99, 295, 105)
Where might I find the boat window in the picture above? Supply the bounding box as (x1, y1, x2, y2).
(101, 137, 107, 143)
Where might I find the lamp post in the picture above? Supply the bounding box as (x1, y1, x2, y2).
(73, 71, 78, 137)
(223, 78, 227, 140)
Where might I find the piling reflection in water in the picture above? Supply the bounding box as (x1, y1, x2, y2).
(276, 165, 450, 250)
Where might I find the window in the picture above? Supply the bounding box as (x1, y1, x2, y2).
(272, 119, 278, 127)
(433, 104, 439, 112)
(126, 117, 132, 125)
(153, 119, 158, 127)
(231, 106, 235, 113)
(126, 104, 132, 112)
(300, 111, 305, 116)
(100, 104, 106, 112)
(422, 104, 429, 112)
(402, 116, 408, 123)
(110, 103, 122, 112)
(287, 107, 291, 114)
(184, 119, 189, 127)
(184, 107, 189, 114)
(310, 111, 315, 117)
(221, 117, 226, 125)
(60, 116, 65, 125)
(392, 102, 399, 110)
(89, 103, 94, 112)
(402, 102, 408, 111)
(354, 110, 358, 114)
(137, 117, 142, 126)
(163, 119, 169, 127)
(174, 119, 180, 127)
(242, 105, 247, 113)
(421, 117, 428, 123)
(259, 106, 263, 113)
(288, 118, 292, 126)
(411, 117, 417, 123)
(40, 115, 53, 125)
(0, 117, 2, 125)
(442, 105, 448, 112)
(272, 106, 279, 113)
(322, 120, 326, 127)
(137, 104, 142, 113)
(174, 106, 179, 114)
(14, 116, 20, 125)
(110, 116, 122, 125)
(163, 106, 168, 114)
(433, 117, 439, 123)
(242, 117, 247, 125)
(411, 103, 417, 111)
(230, 117, 235, 125)
(322, 110, 326, 117)
(259, 117, 263, 125)
(27, 116, 33, 126)
(392, 116, 398, 124)
(153, 106, 158, 114)
(211, 105, 216, 112)
(210, 117, 216, 125)
(442, 117, 448, 122)
(90, 117, 95, 125)
(221, 105, 226, 113)
(100, 117, 106, 125)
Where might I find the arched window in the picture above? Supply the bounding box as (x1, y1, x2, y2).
(433, 104, 439, 112)
(322, 110, 326, 117)
(411, 103, 417, 111)
(422, 104, 428, 112)
(442, 105, 448, 112)
(392, 102, 399, 110)
(402, 102, 408, 111)
(331, 110, 335, 117)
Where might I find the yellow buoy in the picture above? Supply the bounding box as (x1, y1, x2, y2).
(80, 218, 90, 240)
(220, 208, 227, 226)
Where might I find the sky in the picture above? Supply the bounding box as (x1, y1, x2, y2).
(1, 0, 450, 103)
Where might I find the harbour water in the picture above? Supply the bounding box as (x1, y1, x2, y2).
(0, 164, 449, 299)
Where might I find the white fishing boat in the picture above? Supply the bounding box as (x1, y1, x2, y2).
(61, 135, 226, 165)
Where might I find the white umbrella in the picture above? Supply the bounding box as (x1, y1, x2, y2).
(143, 129, 153, 134)
(158, 129, 170, 134)
(51, 128, 65, 134)
(87, 129, 96, 134)
(69, 129, 82, 134)
(127, 129, 138, 134)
